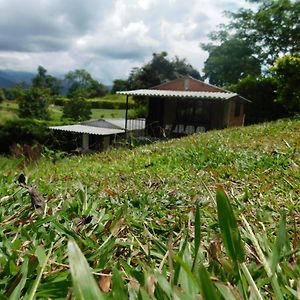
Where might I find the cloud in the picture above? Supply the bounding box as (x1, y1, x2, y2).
(0, 0, 253, 84)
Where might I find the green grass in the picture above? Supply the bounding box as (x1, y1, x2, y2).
(0, 118, 300, 299)
(0, 101, 19, 124)
(0, 100, 133, 123)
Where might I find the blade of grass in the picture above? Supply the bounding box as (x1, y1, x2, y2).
(216, 189, 245, 263)
(198, 263, 220, 300)
(271, 211, 287, 273)
(192, 201, 201, 272)
(24, 243, 54, 300)
(240, 263, 263, 300)
(9, 258, 28, 300)
(112, 267, 127, 300)
(67, 239, 104, 300)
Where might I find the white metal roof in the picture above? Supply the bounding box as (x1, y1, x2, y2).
(49, 124, 124, 136)
(117, 89, 238, 100)
(104, 118, 145, 131)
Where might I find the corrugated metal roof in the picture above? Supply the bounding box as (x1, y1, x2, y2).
(104, 118, 145, 131)
(117, 89, 237, 100)
(49, 125, 124, 136)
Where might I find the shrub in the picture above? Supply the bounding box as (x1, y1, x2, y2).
(62, 96, 91, 121)
(18, 88, 50, 120)
(230, 76, 288, 125)
(0, 119, 50, 153)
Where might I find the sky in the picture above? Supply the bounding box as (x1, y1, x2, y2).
(0, 0, 253, 84)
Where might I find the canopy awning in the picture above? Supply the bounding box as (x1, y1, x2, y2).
(117, 89, 250, 102)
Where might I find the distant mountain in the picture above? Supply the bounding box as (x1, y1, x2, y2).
(0, 70, 35, 88)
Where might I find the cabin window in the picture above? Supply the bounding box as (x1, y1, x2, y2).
(234, 102, 241, 117)
(176, 100, 211, 127)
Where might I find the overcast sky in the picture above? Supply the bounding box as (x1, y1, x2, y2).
(0, 0, 252, 84)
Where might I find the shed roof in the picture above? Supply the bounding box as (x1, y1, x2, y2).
(151, 76, 227, 92)
(49, 124, 124, 136)
(49, 118, 146, 135)
(117, 89, 245, 101)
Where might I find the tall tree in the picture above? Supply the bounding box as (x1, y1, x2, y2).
(18, 88, 50, 120)
(127, 52, 202, 90)
(111, 79, 128, 94)
(32, 66, 61, 95)
(202, 0, 300, 86)
(227, 0, 300, 65)
(65, 69, 107, 98)
(203, 38, 261, 86)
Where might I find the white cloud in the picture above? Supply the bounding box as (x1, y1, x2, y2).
(0, 0, 254, 84)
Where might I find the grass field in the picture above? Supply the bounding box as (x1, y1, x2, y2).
(0, 100, 131, 123)
(0, 118, 300, 299)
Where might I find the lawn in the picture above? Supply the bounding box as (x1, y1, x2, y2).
(0, 100, 132, 123)
(0, 118, 299, 299)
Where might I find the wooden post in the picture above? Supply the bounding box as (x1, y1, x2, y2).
(125, 95, 129, 132)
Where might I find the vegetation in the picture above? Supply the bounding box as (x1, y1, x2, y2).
(271, 54, 300, 114)
(32, 66, 61, 96)
(229, 76, 288, 124)
(65, 69, 107, 98)
(0, 118, 299, 299)
(17, 88, 50, 120)
(126, 52, 202, 90)
(202, 0, 300, 86)
(62, 96, 92, 122)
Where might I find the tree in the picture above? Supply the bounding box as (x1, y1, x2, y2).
(202, 0, 300, 87)
(270, 54, 300, 113)
(65, 69, 107, 98)
(62, 96, 91, 121)
(32, 66, 61, 95)
(230, 76, 287, 124)
(127, 52, 202, 90)
(111, 79, 128, 94)
(203, 38, 261, 86)
(227, 0, 300, 65)
(18, 88, 50, 120)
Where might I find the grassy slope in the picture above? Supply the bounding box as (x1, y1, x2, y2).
(0, 118, 300, 299)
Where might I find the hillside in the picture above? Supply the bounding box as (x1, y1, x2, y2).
(0, 118, 300, 299)
(0, 70, 34, 88)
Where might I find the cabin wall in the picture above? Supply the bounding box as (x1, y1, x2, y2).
(210, 102, 226, 129)
(163, 99, 177, 125)
(228, 101, 245, 127)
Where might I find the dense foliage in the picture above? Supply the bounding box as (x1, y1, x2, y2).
(0, 119, 50, 153)
(65, 69, 107, 98)
(202, 0, 300, 87)
(202, 38, 261, 86)
(18, 88, 50, 120)
(32, 66, 61, 95)
(127, 52, 202, 90)
(271, 54, 300, 113)
(0, 118, 299, 299)
(230, 76, 288, 124)
(62, 96, 92, 121)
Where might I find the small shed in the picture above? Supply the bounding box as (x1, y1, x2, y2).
(50, 118, 145, 151)
(118, 76, 250, 138)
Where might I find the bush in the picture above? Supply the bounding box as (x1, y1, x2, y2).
(0, 119, 50, 153)
(62, 97, 91, 121)
(18, 88, 50, 120)
(230, 76, 288, 125)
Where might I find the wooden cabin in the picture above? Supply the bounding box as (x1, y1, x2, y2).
(118, 76, 249, 138)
